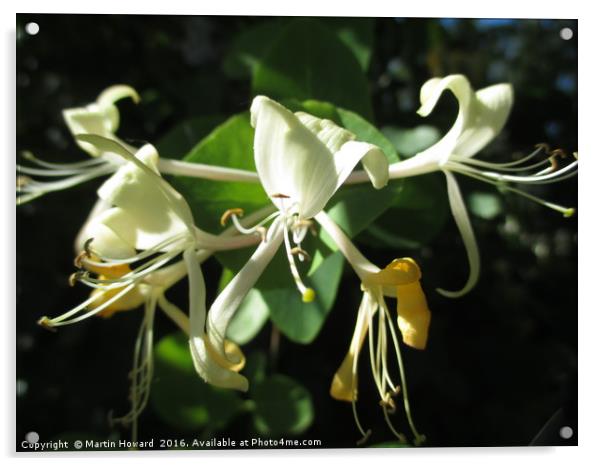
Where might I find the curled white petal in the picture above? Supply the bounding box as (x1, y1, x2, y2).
(251, 96, 337, 218)
(453, 83, 514, 158)
(63, 85, 139, 157)
(334, 141, 389, 190)
(251, 96, 389, 219)
(437, 171, 480, 298)
(185, 248, 248, 391)
(206, 221, 284, 361)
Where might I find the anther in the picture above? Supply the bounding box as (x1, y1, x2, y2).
(37, 316, 57, 332)
(83, 238, 95, 257)
(21, 151, 37, 161)
(550, 148, 567, 158)
(302, 288, 316, 303)
(413, 434, 427, 447)
(548, 156, 559, 172)
(379, 393, 397, 414)
(535, 143, 550, 154)
(356, 429, 372, 446)
(16, 175, 31, 188)
(220, 208, 244, 227)
(563, 208, 575, 218)
(290, 246, 311, 262)
(68, 270, 88, 287)
(271, 193, 290, 199)
(74, 251, 87, 269)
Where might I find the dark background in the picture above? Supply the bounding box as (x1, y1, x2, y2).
(16, 15, 577, 448)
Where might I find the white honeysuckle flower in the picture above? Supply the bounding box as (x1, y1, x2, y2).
(195, 95, 391, 392)
(17, 85, 140, 204)
(16, 84, 259, 205)
(314, 210, 428, 446)
(37, 134, 266, 410)
(38, 135, 258, 327)
(37, 173, 272, 440)
(381, 74, 577, 298)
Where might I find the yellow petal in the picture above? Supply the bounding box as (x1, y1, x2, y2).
(395, 281, 431, 350)
(202, 335, 246, 373)
(84, 261, 132, 279)
(330, 291, 374, 402)
(363, 257, 421, 287)
(330, 352, 357, 402)
(91, 283, 147, 318)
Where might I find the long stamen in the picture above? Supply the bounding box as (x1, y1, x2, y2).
(282, 216, 315, 303)
(111, 294, 156, 442)
(83, 232, 189, 267)
(39, 282, 137, 327)
(350, 323, 372, 445)
(79, 248, 187, 289)
(382, 299, 425, 446)
(382, 404, 409, 444)
(17, 163, 115, 205)
(20, 150, 108, 169)
(220, 207, 280, 241)
(367, 302, 386, 400)
(451, 165, 575, 217)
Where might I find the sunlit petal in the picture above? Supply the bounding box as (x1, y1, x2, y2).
(437, 171, 480, 298)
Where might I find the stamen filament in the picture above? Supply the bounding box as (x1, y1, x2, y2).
(41, 282, 137, 326)
(282, 217, 315, 302)
(451, 167, 574, 216)
(383, 299, 425, 445)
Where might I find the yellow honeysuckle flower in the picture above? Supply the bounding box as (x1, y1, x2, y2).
(364, 258, 431, 351)
(316, 211, 428, 446)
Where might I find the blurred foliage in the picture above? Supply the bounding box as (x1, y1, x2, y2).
(17, 15, 576, 449)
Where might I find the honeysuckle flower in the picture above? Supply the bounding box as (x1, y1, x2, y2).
(17, 85, 140, 204)
(315, 210, 429, 446)
(380, 74, 577, 297)
(195, 95, 391, 392)
(38, 135, 264, 409)
(16, 84, 261, 205)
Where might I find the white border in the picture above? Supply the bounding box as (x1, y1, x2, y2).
(3, 1, 600, 465)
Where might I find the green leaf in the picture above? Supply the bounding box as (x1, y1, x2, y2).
(250, 374, 314, 436)
(267, 251, 344, 344)
(354, 124, 447, 250)
(173, 112, 266, 233)
(156, 115, 225, 159)
(320, 17, 375, 70)
(359, 174, 449, 250)
(223, 18, 374, 80)
(151, 333, 244, 432)
(226, 288, 270, 345)
(381, 125, 441, 158)
(222, 20, 287, 79)
(252, 18, 373, 119)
